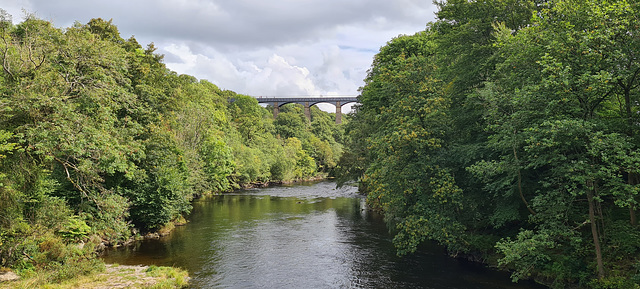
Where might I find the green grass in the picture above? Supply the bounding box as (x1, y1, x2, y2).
(0, 262, 189, 289)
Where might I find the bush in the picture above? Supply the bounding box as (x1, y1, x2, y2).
(57, 216, 91, 242)
(588, 276, 640, 289)
(605, 220, 640, 257)
(46, 257, 105, 283)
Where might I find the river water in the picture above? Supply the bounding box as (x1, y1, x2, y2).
(102, 181, 547, 289)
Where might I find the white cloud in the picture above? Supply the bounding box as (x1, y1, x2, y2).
(4, 0, 439, 110)
(2, 0, 32, 22)
(162, 45, 323, 97)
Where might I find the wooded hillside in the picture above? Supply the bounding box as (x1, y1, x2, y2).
(0, 13, 345, 283)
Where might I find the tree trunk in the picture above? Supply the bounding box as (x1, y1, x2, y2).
(513, 146, 535, 215)
(630, 173, 638, 226)
(587, 187, 605, 279)
(623, 85, 639, 226)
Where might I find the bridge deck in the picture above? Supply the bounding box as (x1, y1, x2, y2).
(256, 97, 358, 104)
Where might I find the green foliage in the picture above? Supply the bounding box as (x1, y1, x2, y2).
(338, 0, 640, 287)
(606, 220, 640, 258)
(119, 124, 192, 230)
(229, 94, 274, 142)
(285, 137, 317, 179)
(57, 217, 91, 243)
(345, 30, 468, 256)
(274, 104, 309, 140)
(144, 265, 190, 288)
(201, 136, 235, 192)
(79, 193, 131, 243)
(45, 257, 105, 284)
(0, 13, 346, 280)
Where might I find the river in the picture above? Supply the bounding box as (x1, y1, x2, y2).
(102, 181, 547, 288)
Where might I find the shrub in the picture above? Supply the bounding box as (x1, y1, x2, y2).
(57, 216, 91, 242)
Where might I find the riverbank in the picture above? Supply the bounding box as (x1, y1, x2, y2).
(0, 264, 188, 289)
(237, 174, 329, 189)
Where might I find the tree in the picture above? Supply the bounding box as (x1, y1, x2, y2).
(479, 0, 640, 284)
(344, 31, 467, 254)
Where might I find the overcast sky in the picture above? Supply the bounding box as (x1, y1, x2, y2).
(2, 0, 437, 104)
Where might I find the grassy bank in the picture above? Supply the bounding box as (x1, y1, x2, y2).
(0, 264, 188, 289)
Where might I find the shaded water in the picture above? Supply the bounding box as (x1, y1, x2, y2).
(103, 181, 546, 288)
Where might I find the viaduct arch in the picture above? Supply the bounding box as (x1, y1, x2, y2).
(257, 97, 358, 124)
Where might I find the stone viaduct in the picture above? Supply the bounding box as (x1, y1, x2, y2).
(256, 97, 358, 124)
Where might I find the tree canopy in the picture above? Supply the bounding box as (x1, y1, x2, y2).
(0, 14, 347, 284)
(339, 0, 640, 287)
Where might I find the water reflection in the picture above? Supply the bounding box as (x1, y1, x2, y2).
(103, 181, 546, 288)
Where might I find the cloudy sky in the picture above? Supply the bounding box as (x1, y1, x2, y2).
(3, 0, 437, 104)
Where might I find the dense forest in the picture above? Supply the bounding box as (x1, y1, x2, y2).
(0, 11, 345, 284)
(336, 0, 640, 288)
